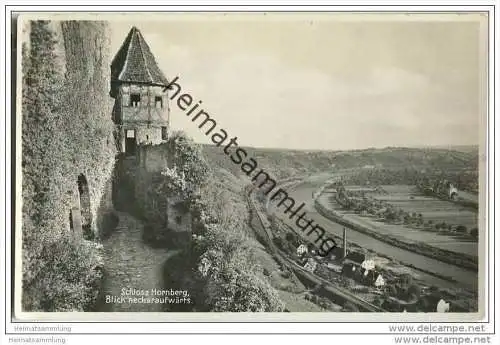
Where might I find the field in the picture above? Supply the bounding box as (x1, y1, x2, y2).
(369, 185, 478, 229)
(458, 190, 479, 204)
(326, 184, 478, 257)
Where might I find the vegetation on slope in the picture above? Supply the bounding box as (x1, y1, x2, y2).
(190, 177, 284, 311)
(202, 144, 478, 180)
(137, 132, 284, 311)
(21, 20, 115, 311)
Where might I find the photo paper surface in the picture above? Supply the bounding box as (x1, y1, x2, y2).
(13, 11, 488, 322)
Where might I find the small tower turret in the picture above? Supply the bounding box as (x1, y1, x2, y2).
(110, 26, 170, 155)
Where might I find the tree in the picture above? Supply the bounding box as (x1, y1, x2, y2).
(398, 274, 413, 289)
(273, 237, 286, 252)
(418, 296, 432, 312)
(388, 284, 398, 297)
(285, 232, 298, 246)
(384, 209, 398, 222)
(416, 216, 424, 226)
(407, 284, 421, 302)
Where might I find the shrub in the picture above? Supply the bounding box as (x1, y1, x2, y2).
(153, 151, 285, 312)
(204, 267, 284, 312)
(387, 284, 398, 297)
(273, 237, 285, 251)
(23, 236, 104, 311)
(398, 274, 414, 289)
(407, 284, 421, 302)
(285, 232, 299, 246)
(373, 297, 384, 307)
(190, 177, 285, 311)
(343, 301, 360, 312)
(139, 133, 210, 248)
(165, 131, 210, 188)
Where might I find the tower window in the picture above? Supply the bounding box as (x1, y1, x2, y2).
(129, 94, 141, 107)
(155, 96, 163, 109)
(161, 126, 168, 140)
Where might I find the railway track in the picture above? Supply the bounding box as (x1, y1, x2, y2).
(245, 184, 385, 313)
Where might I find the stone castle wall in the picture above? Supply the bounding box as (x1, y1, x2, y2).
(112, 143, 192, 246)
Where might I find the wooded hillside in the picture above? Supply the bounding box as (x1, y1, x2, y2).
(202, 144, 479, 180)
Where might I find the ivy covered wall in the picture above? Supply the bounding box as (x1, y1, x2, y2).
(21, 20, 116, 311)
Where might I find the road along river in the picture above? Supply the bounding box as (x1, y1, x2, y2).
(268, 173, 478, 292)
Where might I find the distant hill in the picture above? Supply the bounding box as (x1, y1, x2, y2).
(415, 145, 479, 154)
(202, 145, 478, 180)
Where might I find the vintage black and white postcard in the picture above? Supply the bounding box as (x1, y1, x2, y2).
(8, 9, 492, 331)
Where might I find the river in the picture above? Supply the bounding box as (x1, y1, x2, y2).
(268, 173, 478, 292)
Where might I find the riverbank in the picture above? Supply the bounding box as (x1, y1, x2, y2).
(314, 191, 478, 272)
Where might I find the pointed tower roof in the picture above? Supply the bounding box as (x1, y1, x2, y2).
(111, 26, 168, 86)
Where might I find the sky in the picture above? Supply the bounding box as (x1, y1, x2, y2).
(109, 13, 486, 151)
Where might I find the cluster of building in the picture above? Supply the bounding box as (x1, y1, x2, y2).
(295, 229, 457, 313)
(340, 251, 386, 288)
(296, 228, 386, 289)
(418, 178, 459, 200)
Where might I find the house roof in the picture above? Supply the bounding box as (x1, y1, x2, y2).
(344, 251, 366, 264)
(328, 246, 345, 259)
(365, 270, 382, 282)
(111, 27, 169, 86)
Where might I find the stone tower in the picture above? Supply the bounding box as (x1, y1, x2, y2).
(110, 26, 170, 156)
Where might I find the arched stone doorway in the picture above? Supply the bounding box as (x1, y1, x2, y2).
(77, 174, 93, 240)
